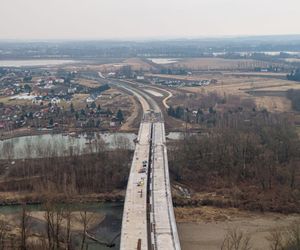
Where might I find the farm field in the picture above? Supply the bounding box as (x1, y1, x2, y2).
(170, 58, 281, 70)
(76, 78, 102, 88)
(179, 75, 300, 112)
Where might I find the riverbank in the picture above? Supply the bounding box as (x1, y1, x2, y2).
(0, 191, 125, 207)
(176, 206, 300, 250)
(0, 188, 300, 250)
(0, 126, 138, 141)
(0, 201, 123, 250)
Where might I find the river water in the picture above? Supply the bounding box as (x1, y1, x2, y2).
(0, 132, 182, 159)
(0, 59, 76, 67)
(0, 132, 137, 159)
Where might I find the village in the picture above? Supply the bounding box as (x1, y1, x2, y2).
(0, 67, 130, 139)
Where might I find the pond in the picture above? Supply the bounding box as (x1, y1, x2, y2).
(148, 58, 179, 65)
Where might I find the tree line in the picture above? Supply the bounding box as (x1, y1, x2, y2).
(287, 68, 300, 82)
(287, 89, 300, 111)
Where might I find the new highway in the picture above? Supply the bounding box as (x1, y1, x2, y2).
(113, 80, 181, 250)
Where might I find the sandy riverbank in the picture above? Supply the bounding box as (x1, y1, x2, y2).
(176, 206, 300, 250)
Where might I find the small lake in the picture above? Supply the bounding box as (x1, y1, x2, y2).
(0, 59, 76, 67)
(148, 58, 179, 65)
(0, 132, 182, 159)
(0, 202, 123, 250)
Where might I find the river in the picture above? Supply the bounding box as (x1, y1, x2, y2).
(0, 132, 183, 159)
(0, 59, 76, 67)
(0, 132, 137, 159)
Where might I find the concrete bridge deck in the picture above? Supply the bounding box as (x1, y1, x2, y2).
(112, 80, 181, 250)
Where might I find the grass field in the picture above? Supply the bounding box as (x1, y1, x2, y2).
(0, 96, 34, 106)
(77, 78, 102, 88)
(79, 57, 273, 73)
(179, 74, 300, 112)
(71, 58, 155, 73)
(171, 58, 281, 71)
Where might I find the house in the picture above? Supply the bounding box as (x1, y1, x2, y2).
(3, 88, 14, 96)
(107, 72, 116, 78)
(136, 76, 145, 80)
(68, 87, 77, 94)
(32, 96, 43, 104)
(110, 121, 116, 127)
(51, 97, 61, 104)
(0, 121, 5, 129)
(110, 117, 121, 127)
(55, 79, 65, 84)
(44, 83, 55, 89)
(192, 110, 198, 116)
(86, 96, 95, 103)
(261, 68, 269, 72)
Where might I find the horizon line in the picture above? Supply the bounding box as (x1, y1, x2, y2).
(1, 33, 300, 43)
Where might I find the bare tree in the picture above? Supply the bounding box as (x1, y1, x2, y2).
(43, 201, 64, 250)
(267, 220, 300, 250)
(80, 211, 95, 250)
(0, 219, 8, 250)
(2, 140, 14, 161)
(285, 220, 300, 250)
(63, 208, 72, 250)
(221, 228, 252, 250)
(20, 205, 31, 250)
(266, 228, 284, 250)
(44, 202, 54, 250)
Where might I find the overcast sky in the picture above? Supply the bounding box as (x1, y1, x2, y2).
(0, 0, 299, 40)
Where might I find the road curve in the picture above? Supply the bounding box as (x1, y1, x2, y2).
(145, 85, 173, 109)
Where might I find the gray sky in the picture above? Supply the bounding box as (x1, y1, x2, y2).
(1, 0, 299, 40)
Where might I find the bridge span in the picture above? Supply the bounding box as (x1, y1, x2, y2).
(115, 81, 181, 250)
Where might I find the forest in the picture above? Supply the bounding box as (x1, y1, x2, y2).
(168, 109, 300, 213)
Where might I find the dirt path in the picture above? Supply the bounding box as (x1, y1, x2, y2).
(162, 89, 173, 109)
(120, 95, 140, 131)
(145, 85, 173, 109)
